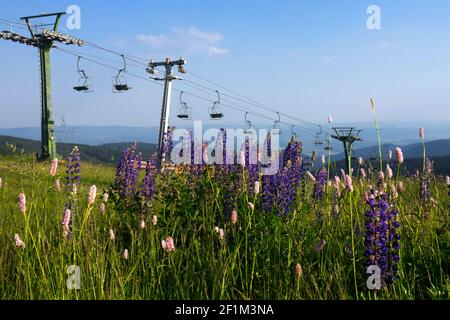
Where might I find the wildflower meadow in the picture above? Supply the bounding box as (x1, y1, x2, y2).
(0, 121, 449, 300)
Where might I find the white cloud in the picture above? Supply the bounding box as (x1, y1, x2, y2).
(135, 26, 228, 56)
(377, 40, 399, 49)
(136, 34, 167, 48)
(321, 56, 335, 64)
(208, 46, 228, 55)
(173, 26, 223, 42)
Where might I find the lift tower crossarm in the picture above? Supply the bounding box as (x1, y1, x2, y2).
(21, 12, 66, 37)
(4, 11, 82, 161)
(331, 127, 362, 175)
(147, 58, 186, 168)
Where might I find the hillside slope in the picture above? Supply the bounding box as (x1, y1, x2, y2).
(0, 135, 157, 164)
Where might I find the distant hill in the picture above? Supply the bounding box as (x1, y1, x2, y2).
(0, 126, 160, 146)
(0, 135, 157, 164)
(333, 140, 450, 161)
(331, 155, 450, 176)
(1, 135, 449, 175)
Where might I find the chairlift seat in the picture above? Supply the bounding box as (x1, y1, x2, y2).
(114, 84, 131, 92)
(210, 112, 224, 119)
(73, 85, 89, 92)
(177, 114, 190, 119)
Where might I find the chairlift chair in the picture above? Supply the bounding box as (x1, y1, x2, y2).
(314, 125, 324, 145)
(272, 112, 281, 135)
(291, 125, 297, 139)
(177, 91, 191, 119)
(73, 56, 93, 93)
(209, 90, 224, 119)
(244, 112, 254, 134)
(112, 55, 131, 93)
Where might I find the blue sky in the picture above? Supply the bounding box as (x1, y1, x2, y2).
(1, 0, 450, 134)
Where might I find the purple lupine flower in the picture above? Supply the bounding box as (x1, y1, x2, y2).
(364, 193, 400, 286)
(313, 168, 327, 200)
(188, 131, 204, 177)
(223, 163, 243, 217)
(114, 143, 141, 199)
(262, 133, 277, 213)
(160, 128, 174, 162)
(275, 138, 303, 216)
(66, 146, 81, 196)
(315, 239, 326, 252)
(420, 158, 433, 214)
(141, 159, 157, 202)
(262, 173, 277, 213)
(244, 137, 259, 197)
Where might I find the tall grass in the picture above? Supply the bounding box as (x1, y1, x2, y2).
(0, 153, 449, 300)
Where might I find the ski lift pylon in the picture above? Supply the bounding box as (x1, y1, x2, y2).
(73, 56, 93, 93)
(209, 90, 224, 119)
(177, 91, 191, 119)
(112, 55, 131, 93)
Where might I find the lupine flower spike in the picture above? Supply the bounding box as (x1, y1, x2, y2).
(386, 165, 393, 179)
(62, 208, 72, 239)
(315, 239, 326, 252)
(254, 181, 260, 195)
(231, 209, 237, 225)
(88, 185, 97, 205)
(18, 193, 26, 213)
(55, 179, 61, 192)
(395, 148, 404, 164)
(14, 234, 25, 248)
(419, 128, 425, 140)
(49, 158, 58, 176)
(306, 171, 316, 183)
(109, 229, 115, 241)
(295, 263, 303, 278)
(99, 203, 106, 214)
(162, 237, 175, 252)
(345, 175, 354, 192)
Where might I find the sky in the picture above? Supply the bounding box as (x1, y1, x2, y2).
(1, 0, 450, 138)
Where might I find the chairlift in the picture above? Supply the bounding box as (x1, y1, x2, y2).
(314, 125, 323, 145)
(244, 112, 254, 134)
(291, 125, 297, 139)
(209, 90, 224, 119)
(112, 55, 131, 93)
(177, 91, 191, 119)
(73, 56, 93, 93)
(272, 112, 281, 135)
